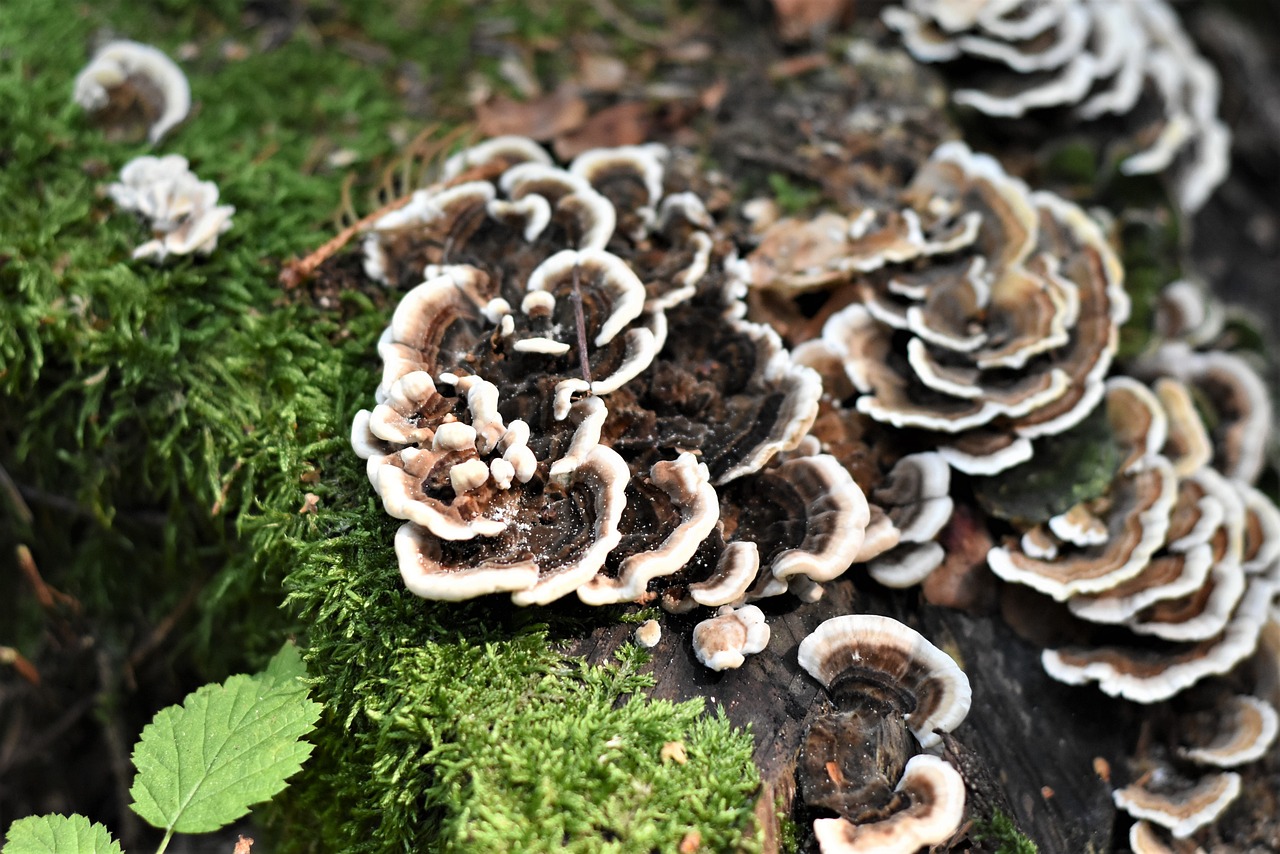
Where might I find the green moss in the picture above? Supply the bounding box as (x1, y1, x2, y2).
(766, 172, 822, 216)
(971, 404, 1122, 526)
(971, 811, 1038, 854)
(2, 0, 762, 848)
(1116, 210, 1182, 359)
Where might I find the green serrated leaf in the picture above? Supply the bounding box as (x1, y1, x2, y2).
(128, 648, 322, 835)
(2, 815, 122, 854)
(259, 640, 309, 693)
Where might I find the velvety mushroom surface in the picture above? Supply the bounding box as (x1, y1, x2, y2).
(746, 141, 1128, 476)
(881, 0, 1231, 212)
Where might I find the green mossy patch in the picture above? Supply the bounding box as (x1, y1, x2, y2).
(971, 405, 1122, 526)
(2, 1, 762, 849)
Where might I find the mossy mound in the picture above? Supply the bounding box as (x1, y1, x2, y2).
(1, 1, 761, 849)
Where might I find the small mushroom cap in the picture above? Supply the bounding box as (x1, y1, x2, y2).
(811, 754, 966, 854)
(692, 605, 771, 671)
(634, 619, 662, 649)
(1129, 820, 1207, 854)
(73, 39, 190, 142)
(1113, 769, 1241, 840)
(798, 615, 971, 749)
(1178, 694, 1280, 768)
(108, 155, 235, 260)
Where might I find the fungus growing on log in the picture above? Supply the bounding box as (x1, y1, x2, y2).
(746, 141, 1128, 475)
(798, 614, 971, 750)
(73, 39, 190, 143)
(811, 754, 967, 854)
(796, 615, 970, 852)
(882, 0, 1230, 211)
(352, 138, 867, 621)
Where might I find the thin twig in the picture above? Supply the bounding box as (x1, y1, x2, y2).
(570, 263, 593, 385)
(127, 582, 201, 673)
(16, 544, 81, 615)
(0, 461, 33, 527)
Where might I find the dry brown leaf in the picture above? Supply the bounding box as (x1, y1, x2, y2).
(770, 0, 852, 44)
(576, 53, 628, 93)
(554, 102, 652, 160)
(475, 84, 587, 141)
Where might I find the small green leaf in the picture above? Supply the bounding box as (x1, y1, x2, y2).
(259, 640, 309, 693)
(129, 643, 322, 834)
(2, 815, 122, 854)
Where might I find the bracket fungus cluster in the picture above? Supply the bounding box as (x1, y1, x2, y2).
(881, 0, 1230, 211)
(108, 154, 235, 261)
(352, 137, 879, 653)
(73, 39, 189, 143)
(796, 615, 971, 853)
(978, 364, 1280, 839)
(746, 140, 1128, 477)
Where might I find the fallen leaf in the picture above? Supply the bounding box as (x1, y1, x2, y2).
(475, 84, 587, 141)
(660, 740, 688, 765)
(554, 102, 652, 160)
(576, 53, 628, 93)
(770, 0, 853, 44)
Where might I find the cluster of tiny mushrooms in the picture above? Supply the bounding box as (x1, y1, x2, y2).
(75, 1, 1279, 851)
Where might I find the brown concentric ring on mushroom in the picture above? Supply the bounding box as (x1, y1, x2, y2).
(655, 453, 868, 614)
(1112, 770, 1242, 840)
(576, 452, 719, 606)
(1177, 693, 1280, 768)
(862, 452, 954, 589)
(798, 614, 971, 750)
(811, 754, 966, 854)
(394, 444, 629, 604)
(1041, 577, 1276, 704)
(1135, 343, 1273, 486)
(1129, 820, 1207, 854)
(881, 0, 1231, 212)
(751, 141, 1127, 476)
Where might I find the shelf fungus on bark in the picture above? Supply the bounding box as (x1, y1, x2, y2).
(73, 39, 190, 143)
(352, 138, 866, 617)
(811, 754, 967, 854)
(796, 615, 970, 853)
(861, 452, 955, 589)
(1129, 820, 1207, 854)
(981, 375, 1280, 704)
(881, 0, 1230, 212)
(1107, 687, 1279, 842)
(746, 141, 1127, 476)
(108, 155, 235, 261)
(1113, 770, 1242, 841)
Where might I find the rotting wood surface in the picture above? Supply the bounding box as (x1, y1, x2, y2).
(568, 577, 1130, 853)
